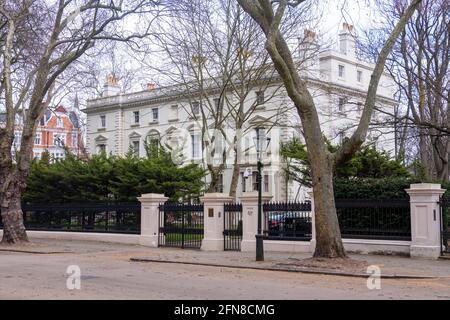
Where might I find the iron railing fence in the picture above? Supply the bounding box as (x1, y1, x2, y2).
(0, 203, 141, 234)
(158, 202, 204, 249)
(438, 196, 450, 254)
(223, 203, 243, 251)
(263, 202, 312, 241)
(335, 199, 411, 241)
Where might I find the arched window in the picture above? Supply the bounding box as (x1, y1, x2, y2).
(146, 130, 160, 157)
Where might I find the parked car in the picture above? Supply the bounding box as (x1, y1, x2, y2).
(267, 212, 311, 237)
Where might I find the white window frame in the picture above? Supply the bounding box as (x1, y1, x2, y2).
(34, 133, 41, 145)
(98, 144, 107, 154)
(191, 134, 200, 159)
(256, 91, 265, 105)
(192, 102, 200, 116)
(152, 108, 159, 121)
(72, 133, 77, 147)
(170, 105, 178, 120)
(53, 133, 66, 147)
(131, 140, 140, 157)
(133, 111, 140, 124)
(100, 115, 106, 128)
(338, 65, 345, 78)
(338, 97, 345, 113)
(57, 117, 64, 128)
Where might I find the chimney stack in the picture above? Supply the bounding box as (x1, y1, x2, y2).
(298, 29, 320, 75)
(147, 83, 156, 91)
(102, 73, 121, 97)
(339, 22, 356, 58)
(304, 29, 316, 43)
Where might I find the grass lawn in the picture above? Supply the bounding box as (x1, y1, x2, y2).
(163, 233, 204, 243)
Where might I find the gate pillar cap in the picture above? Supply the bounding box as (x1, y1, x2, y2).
(200, 193, 233, 202)
(405, 184, 445, 195)
(137, 193, 169, 203)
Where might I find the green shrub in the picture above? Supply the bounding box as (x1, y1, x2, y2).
(24, 148, 206, 203)
(333, 177, 421, 199)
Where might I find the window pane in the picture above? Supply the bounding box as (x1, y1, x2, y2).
(264, 174, 269, 192)
(192, 102, 200, 115)
(191, 134, 200, 158)
(132, 141, 140, 157)
(252, 171, 258, 191)
(338, 65, 344, 77)
(256, 91, 265, 104)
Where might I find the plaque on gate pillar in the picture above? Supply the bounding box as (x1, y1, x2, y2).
(208, 208, 214, 217)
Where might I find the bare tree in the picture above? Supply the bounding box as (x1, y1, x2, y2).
(140, 0, 318, 197)
(0, 0, 162, 244)
(362, 0, 449, 181)
(237, 0, 422, 258)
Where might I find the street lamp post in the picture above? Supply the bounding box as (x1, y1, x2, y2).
(253, 127, 270, 262)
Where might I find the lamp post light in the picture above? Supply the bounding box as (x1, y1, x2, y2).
(253, 127, 271, 261)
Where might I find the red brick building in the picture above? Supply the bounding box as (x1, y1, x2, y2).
(33, 106, 85, 160)
(6, 105, 85, 160)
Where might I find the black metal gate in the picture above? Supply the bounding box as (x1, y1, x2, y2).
(223, 203, 242, 251)
(439, 196, 450, 255)
(158, 203, 204, 249)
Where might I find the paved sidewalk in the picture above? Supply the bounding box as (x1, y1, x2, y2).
(131, 248, 450, 279)
(1, 238, 449, 278)
(1, 238, 449, 299)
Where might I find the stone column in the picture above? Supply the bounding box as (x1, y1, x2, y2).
(137, 193, 168, 247)
(405, 183, 445, 259)
(240, 191, 273, 252)
(200, 193, 233, 251)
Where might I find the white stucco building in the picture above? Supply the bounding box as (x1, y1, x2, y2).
(84, 24, 397, 201)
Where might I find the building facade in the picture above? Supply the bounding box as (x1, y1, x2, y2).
(84, 24, 398, 201)
(6, 105, 85, 161)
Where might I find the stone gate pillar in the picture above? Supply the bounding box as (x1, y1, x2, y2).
(406, 183, 445, 259)
(239, 191, 273, 252)
(137, 193, 168, 247)
(200, 193, 233, 251)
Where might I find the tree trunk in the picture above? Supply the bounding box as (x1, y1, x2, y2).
(207, 167, 220, 193)
(1, 182, 28, 244)
(418, 132, 433, 179)
(229, 137, 241, 198)
(310, 150, 346, 258)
